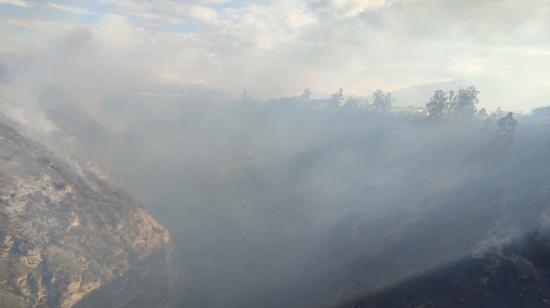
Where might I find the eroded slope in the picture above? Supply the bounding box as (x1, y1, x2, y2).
(0, 123, 170, 307)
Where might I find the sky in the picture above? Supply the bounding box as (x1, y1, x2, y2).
(1, 0, 550, 111)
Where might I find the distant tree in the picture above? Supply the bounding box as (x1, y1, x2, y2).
(449, 86, 479, 118)
(484, 107, 502, 127)
(448, 90, 455, 102)
(241, 88, 249, 101)
(478, 108, 488, 120)
(489, 107, 505, 120)
(329, 88, 344, 107)
(301, 88, 312, 101)
(498, 112, 517, 135)
(371, 90, 392, 112)
(493, 112, 518, 153)
(345, 97, 364, 110)
(425, 90, 449, 117)
(386, 92, 394, 110)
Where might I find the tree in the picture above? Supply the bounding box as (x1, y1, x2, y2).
(241, 88, 249, 101)
(478, 108, 488, 120)
(371, 90, 392, 112)
(301, 88, 312, 101)
(345, 97, 365, 110)
(425, 90, 449, 117)
(328, 88, 344, 107)
(498, 112, 517, 135)
(449, 86, 479, 119)
(489, 107, 505, 120)
(494, 112, 518, 152)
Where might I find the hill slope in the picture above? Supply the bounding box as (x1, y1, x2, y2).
(0, 122, 170, 307)
(343, 231, 550, 308)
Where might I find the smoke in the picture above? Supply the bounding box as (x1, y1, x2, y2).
(17, 91, 549, 307)
(3, 12, 550, 308)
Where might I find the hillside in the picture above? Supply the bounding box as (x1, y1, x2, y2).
(0, 121, 171, 307)
(343, 231, 550, 308)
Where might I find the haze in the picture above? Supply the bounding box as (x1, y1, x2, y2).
(2, 1, 550, 308)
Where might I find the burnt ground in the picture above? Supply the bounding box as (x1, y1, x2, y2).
(340, 231, 550, 308)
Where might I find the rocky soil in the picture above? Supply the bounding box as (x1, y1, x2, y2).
(0, 122, 170, 307)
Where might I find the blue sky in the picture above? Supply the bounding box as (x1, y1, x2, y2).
(1, 0, 550, 111)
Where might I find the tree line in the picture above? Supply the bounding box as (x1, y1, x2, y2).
(242, 85, 519, 152)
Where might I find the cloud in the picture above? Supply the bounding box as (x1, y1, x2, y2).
(130, 12, 181, 25)
(7, 18, 75, 34)
(47, 2, 94, 15)
(172, 3, 219, 24)
(286, 8, 317, 28)
(99, 0, 218, 25)
(308, 0, 390, 18)
(198, 0, 233, 4)
(450, 59, 484, 77)
(335, 0, 390, 17)
(2, 0, 550, 110)
(0, 0, 29, 8)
